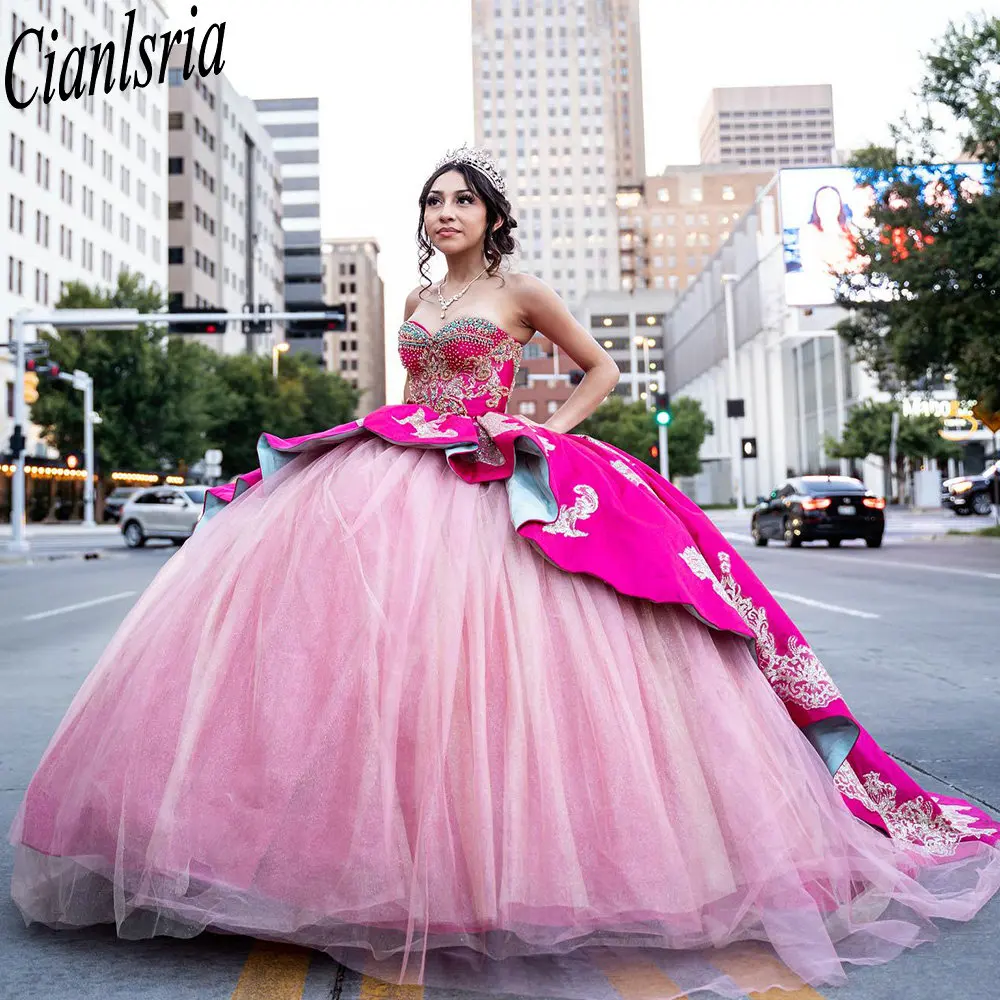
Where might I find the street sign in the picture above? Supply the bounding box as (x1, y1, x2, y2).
(204, 449, 223, 465)
(204, 463, 222, 478)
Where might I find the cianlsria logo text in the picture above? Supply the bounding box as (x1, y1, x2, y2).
(4, 5, 226, 110)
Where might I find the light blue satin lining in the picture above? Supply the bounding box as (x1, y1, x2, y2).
(507, 437, 558, 529)
(801, 716, 861, 776)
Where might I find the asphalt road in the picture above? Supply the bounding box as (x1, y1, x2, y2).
(1, 533, 998, 1000)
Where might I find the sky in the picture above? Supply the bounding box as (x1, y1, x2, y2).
(163, 0, 998, 400)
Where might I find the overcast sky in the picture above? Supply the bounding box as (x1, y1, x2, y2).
(163, 1, 997, 400)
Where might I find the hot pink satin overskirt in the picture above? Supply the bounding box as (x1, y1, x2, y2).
(10, 437, 1000, 997)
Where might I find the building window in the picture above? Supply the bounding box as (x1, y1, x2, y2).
(168, 112, 183, 130)
(168, 67, 183, 86)
(168, 246, 184, 264)
(721, 185, 735, 201)
(168, 157, 183, 174)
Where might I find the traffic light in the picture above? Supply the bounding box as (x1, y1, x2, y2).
(649, 444, 659, 460)
(287, 305, 347, 337)
(654, 391, 672, 426)
(168, 307, 224, 335)
(24, 371, 39, 404)
(741, 437, 758, 459)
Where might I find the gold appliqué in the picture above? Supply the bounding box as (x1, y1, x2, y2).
(611, 458, 654, 493)
(542, 484, 599, 538)
(716, 551, 842, 709)
(833, 764, 994, 856)
(399, 319, 522, 416)
(679, 545, 732, 605)
(392, 407, 459, 439)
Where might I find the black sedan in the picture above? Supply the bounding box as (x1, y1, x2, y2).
(941, 460, 998, 516)
(751, 476, 886, 548)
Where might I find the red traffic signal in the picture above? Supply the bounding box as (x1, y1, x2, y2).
(649, 444, 659, 459)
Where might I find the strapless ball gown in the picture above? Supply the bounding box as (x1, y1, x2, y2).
(9, 315, 1000, 999)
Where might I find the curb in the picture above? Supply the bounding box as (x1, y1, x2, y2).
(0, 550, 116, 567)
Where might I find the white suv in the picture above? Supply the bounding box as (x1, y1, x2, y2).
(119, 485, 208, 548)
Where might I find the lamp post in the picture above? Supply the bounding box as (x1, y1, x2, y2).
(272, 341, 290, 379)
(721, 274, 745, 513)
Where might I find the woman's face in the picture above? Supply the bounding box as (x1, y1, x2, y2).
(423, 169, 489, 256)
(815, 188, 843, 226)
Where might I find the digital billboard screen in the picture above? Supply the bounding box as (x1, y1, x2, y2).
(778, 163, 990, 307)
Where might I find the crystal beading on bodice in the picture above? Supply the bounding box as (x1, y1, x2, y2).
(398, 316, 523, 417)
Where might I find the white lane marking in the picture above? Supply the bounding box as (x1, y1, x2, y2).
(822, 554, 1000, 581)
(24, 591, 137, 621)
(769, 590, 880, 619)
(722, 532, 755, 543)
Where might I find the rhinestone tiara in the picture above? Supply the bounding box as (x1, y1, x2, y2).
(434, 144, 507, 196)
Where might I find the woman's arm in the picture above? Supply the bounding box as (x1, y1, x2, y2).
(514, 274, 620, 434)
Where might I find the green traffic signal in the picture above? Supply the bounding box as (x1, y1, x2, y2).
(655, 410, 671, 426)
(653, 390, 671, 426)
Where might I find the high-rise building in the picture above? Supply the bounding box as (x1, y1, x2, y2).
(1, 0, 170, 461)
(617, 165, 774, 293)
(321, 238, 386, 415)
(254, 97, 325, 363)
(607, 0, 645, 185)
(471, 0, 646, 310)
(699, 85, 836, 169)
(167, 54, 284, 356)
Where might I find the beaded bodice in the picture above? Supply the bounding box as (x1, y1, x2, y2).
(398, 316, 524, 417)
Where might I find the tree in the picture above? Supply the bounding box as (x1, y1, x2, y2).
(574, 395, 713, 480)
(30, 272, 218, 478)
(825, 400, 961, 499)
(834, 14, 1000, 413)
(206, 353, 359, 477)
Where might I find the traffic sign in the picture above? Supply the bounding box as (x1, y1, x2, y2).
(204, 449, 223, 465)
(204, 463, 222, 478)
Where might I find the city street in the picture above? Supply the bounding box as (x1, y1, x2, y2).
(1, 531, 998, 999)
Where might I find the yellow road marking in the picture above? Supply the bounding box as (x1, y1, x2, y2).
(358, 973, 425, 998)
(230, 941, 312, 1000)
(712, 943, 827, 999)
(594, 955, 688, 999)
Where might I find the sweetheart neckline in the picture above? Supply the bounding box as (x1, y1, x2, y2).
(402, 315, 530, 349)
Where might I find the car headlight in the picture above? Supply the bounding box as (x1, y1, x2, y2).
(953, 482, 973, 493)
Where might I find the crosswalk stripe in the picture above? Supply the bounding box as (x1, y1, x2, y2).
(231, 941, 312, 1000)
(711, 944, 826, 999)
(358, 974, 424, 998)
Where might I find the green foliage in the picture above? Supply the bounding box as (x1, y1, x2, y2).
(574, 394, 713, 479)
(835, 14, 1000, 412)
(206, 353, 359, 476)
(29, 272, 361, 481)
(824, 400, 961, 462)
(30, 271, 218, 474)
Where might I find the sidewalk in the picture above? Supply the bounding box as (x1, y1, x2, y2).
(0, 523, 120, 538)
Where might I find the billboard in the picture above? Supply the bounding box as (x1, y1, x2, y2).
(779, 163, 991, 307)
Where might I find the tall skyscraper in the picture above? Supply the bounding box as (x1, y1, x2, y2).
(2, 0, 170, 462)
(167, 55, 284, 357)
(471, 0, 645, 310)
(322, 238, 386, 415)
(699, 85, 836, 169)
(254, 97, 325, 363)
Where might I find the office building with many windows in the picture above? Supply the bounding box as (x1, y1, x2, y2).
(2, 0, 170, 461)
(167, 54, 284, 357)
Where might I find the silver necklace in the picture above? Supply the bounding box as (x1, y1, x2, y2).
(437, 266, 488, 319)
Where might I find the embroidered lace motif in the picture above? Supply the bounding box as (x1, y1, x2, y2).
(716, 551, 842, 709)
(834, 763, 995, 856)
(542, 484, 599, 538)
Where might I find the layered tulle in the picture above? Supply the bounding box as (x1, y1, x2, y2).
(10, 435, 1000, 998)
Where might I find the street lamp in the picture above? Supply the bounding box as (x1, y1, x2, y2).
(272, 341, 290, 379)
(634, 335, 656, 410)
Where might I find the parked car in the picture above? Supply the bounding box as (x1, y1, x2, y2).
(102, 486, 141, 523)
(941, 460, 999, 516)
(119, 485, 209, 548)
(751, 476, 886, 548)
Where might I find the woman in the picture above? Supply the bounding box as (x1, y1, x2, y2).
(9, 146, 1000, 1000)
(799, 184, 864, 276)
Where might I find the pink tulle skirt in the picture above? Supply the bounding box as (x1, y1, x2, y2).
(10, 436, 1000, 998)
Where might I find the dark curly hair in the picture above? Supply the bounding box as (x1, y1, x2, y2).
(416, 161, 518, 291)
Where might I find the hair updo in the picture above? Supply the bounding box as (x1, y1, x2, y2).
(416, 161, 519, 290)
